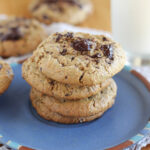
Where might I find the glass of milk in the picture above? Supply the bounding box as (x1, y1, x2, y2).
(111, 0, 150, 66)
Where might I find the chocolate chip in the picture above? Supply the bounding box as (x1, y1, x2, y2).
(100, 44, 114, 60)
(0, 27, 23, 41)
(43, 15, 49, 20)
(65, 93, 70, 96)
(60, 49, 67, 55)
(71, 57, 75, 61)
(91, 53, 102, 58)
(49, 80, 54, 85)
(65, 76, 68, 79)
(102, 37, 108, 41)
(56, 33, 63, 42)
(79, 73, 84, 82)
(0, 64, 2, 70)
(65, 32, 73, 39)
(95, 59, 99, 64)
(72, 38, 93, 51)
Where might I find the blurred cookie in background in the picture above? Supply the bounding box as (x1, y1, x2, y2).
(29, 0, 93, 25)
(0, 17, 47, 57)
(0, 60, 13, 94)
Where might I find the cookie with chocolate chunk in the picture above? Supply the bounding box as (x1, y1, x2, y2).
(29, 0, 92, 25)
(30, 79, 117, 117)
(30, 80, 116, 124)
(0, 60, 14, 94)
(33, 32, 126, 86)
(0, 17, 47, 57)
(23, 56, 111, 100)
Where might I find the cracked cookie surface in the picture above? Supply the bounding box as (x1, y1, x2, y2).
(33, 32, 126, 86)
(30, 79, 117, 117)
(0, 60, 14, 94)
(0, 17, 47, 57)
(29, 0, 92, 25)
(23, 56, 111, 100)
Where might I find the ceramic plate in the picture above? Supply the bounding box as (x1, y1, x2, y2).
(0, 64, 150, 150)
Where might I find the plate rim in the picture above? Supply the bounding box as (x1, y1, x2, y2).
(0, 63, 150, 150)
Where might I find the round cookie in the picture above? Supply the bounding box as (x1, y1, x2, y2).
(31, 95, 108, 124)
(29, 0, 92, 25)
(0, 60, 14, 94)
(30, 79, 117, 117)
(33, 32, 126, 86)
(23, 57, 111, 100)
(0, 17, 47, 57)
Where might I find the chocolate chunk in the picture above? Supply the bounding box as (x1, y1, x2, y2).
(65, 93, 70, 96)
(65, 32, 73, 39)
(0, 27, 23, 41)
(71, 57, 75, 61)
(91, 53, 102, 58)
(100, 44, 114, 60)
(72, 38, 93, 51)
(42, 15, 49, 20)
(102, 37, 108, 41)
(60, 49, 67, 55)
(56, 33, 63, 42)
(0, 64, 2, 70)
(49, 80, 54, 85)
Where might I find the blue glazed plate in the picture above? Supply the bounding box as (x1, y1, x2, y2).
(0, 64, 150, 150)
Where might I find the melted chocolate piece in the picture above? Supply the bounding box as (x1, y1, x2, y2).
(56, 33, 63, 42)
(65, 32, 73, 39)
(72, 38, 93, 51)
(0, 64, 2, 70)
(0, 27, 23, 41)
(100, 44, 114, 60)
(91, 53, 102, 58)
(60, 49, 67, 55)
(102, 37, 108, 41)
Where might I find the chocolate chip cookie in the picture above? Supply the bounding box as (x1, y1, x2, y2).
(29, 0, 92, 25)
(30, 79, 117, 117)
(0, 17, 47, 57)
(33, 32, 126, 86)
(23, 56, 111, 100)
(0, 60, 14, 94)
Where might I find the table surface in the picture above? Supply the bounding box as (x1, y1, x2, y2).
(0, 0, 150, 149)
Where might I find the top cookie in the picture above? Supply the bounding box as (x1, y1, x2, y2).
(0, 17, 47, 57)
(0, 60, 14, 94)
(29, 0, 92, 25)
(33, 32, 126, 86)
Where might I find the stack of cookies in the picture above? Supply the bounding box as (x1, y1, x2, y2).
(22, 32, 126, 124)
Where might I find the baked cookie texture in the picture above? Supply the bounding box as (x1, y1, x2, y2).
(33, 32, 126, 86)
(22, 57, 111, 100)
(22, 31, 126, 124)
(0, 60, 13, 94)
(0, 17, 47, 57)
(29, 0, 93, 25)
(30, 79, 117, 118)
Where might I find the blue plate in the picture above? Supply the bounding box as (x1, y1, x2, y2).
(0, 64, 150, 150)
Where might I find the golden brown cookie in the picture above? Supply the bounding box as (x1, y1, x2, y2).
(23, 57, 111, 100)
(31, 95, 109, 124)
(30, 79, 117, 117)
(0, 17, 47, 57)
(0, 60, 14, 94)
(33, 32, 126, 86)
(29, 0, 93, 25)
